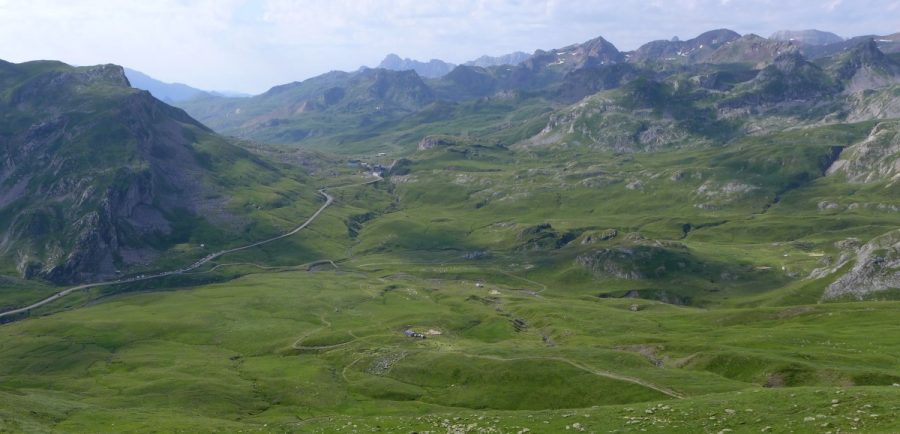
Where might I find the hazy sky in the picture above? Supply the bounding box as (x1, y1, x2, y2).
(1, 0, 898, 94)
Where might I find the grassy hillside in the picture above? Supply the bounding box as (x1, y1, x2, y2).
(1, 266, 897, 432)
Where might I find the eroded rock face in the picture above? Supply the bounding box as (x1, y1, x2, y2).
(418, 135, 461, 151)
(823, 230, 900, 300)
(826, 121, 900, 183)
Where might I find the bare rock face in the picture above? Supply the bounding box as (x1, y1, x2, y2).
(417, 135, 457, 151)
(823, 230, 900, 300)
(826, 121, 900, 183)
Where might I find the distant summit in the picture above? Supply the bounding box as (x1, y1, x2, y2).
(629, 28, 741, 63)
(377, 54, 455, 79)
(377, 51, 533, 78)
(464, 52, 531, 68)
(770, 29, 844, 46)
(124, 68, 207, 102)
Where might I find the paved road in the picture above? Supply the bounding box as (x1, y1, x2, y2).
(0, 176, 380, 320)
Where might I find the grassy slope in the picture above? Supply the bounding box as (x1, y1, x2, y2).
(0, 269, 897, 432)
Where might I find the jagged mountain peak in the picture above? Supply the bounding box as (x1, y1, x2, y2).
(575, 36, 624, 66)
(842, 38, 889, 66)
(524, 35, 623, 73)
(376, 54, 455, 79)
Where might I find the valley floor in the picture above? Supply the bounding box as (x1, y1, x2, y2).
(2, 140, 900, 432)
(1, 268, 898, 432)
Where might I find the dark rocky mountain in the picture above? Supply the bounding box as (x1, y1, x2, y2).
(627, 31, 810, 67)
(703, 34, 800, 66)
(556, 63, 644, 102)
(0, 60, 309, 283)
(826, 39, 900, 92)
(431, 65, 500, 100)
(770, 29, 844, 46)
(720, 51, 837, 109)
(523, 35, 624, 72)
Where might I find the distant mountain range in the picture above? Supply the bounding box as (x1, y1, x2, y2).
(177, 28, 900, 154)
(464, 52, 531, 68)
(123, 68, 249, 103)
(376, 51, 532, 78)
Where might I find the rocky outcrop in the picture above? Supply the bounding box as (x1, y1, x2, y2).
(844, 86, 900, 122)
(823, 230, 900, 300)
(417, 135, 463, 151)
(516, 224, 580, 251)
(826, 121, 900, 183)
(576, 244, 699, 280)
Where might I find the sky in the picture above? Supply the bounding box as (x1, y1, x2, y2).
(1, 0, 898, 94)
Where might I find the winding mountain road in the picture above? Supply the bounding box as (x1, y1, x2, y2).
(0, 176, 381, 320)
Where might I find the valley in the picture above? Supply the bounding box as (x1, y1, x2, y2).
(1, 25, 899, 433)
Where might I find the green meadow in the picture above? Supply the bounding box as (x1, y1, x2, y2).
(2, 126, 900, 433)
